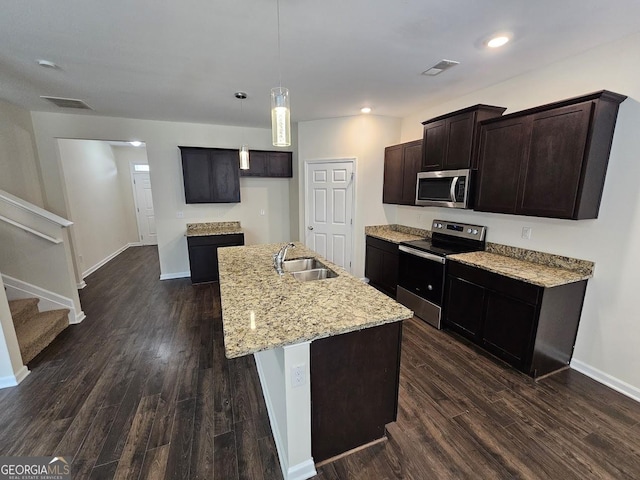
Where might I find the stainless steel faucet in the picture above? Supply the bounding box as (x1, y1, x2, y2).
(273, 242, 295, 275)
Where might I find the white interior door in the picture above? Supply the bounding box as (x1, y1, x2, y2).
(305, 160, 354, 271)
(133, 172, 157, 245)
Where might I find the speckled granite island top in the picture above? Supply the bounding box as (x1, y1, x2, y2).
(365, 224, 429, 244)
(448, 251, 593, 288)
(186, 221, 243, 237)
(218, 243, 413, 358)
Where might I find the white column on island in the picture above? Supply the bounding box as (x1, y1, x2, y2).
(254, 341, 317, 480)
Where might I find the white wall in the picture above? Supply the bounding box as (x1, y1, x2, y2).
(111, 145, 149, 244)
(58, 139, 139, 276)
(396, 32, 640, 396)
(0, 99, 45, 207)
(30, 114, 296, 278)
(298, 115, 401, 278)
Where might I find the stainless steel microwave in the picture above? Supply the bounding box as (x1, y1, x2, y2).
(415, 169, 472, 208)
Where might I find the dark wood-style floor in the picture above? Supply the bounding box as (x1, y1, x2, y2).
(1, 246, 639, 479)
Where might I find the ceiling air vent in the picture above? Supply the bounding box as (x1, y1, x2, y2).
(422, 59, 460, 76)
(40, 96, 93, 110)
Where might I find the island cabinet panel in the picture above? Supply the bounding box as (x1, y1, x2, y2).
(420, 105, 506, 172)
(365, 236, 399, 297)
(187, 233, 244, 284)
(474, 90, 626, 219)
(310, 321, 403, 463)
(443, 261, 587, 378)
(180, 147, 241, 203)
(240, 150, 293, 177)
(383, 139, 422, 205)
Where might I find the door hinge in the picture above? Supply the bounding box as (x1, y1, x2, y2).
(133, 179, 136, 184)
(350, 218, 353, 225)
(351, 172, 354, 180)
(137, 207, 140, 212)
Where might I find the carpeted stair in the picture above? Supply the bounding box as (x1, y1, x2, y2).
(8, 298, 69, 364)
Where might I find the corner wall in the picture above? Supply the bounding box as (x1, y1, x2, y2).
(57, 139, 140, 276)
(30, 113, 297, 278)
(397, 32, 640, 397)
(0, 99, 45, 207)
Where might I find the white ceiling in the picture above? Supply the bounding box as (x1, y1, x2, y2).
(1, 0, 639, 129)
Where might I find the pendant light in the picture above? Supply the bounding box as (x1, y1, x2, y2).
(235, 92, 250, 170)
(271, 0, 291, 147)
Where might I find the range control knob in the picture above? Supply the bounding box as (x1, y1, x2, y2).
(472, 229, 478, 235)
(427, 284, 433, 291)
(467, 228, 472, 233)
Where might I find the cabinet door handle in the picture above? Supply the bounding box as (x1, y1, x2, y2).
(308, 226, 314, 230)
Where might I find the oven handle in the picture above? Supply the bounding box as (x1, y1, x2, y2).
(450, 176, 459, 203)
(399, 245, 446, 264)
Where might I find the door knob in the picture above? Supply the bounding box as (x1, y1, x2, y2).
(308, 226, 314, 230)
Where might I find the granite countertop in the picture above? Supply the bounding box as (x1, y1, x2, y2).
(186, 221, 243, 237)
(448, 251, 593, 288)
(365, 224, 429, 244)
(218, 242, 413, 358)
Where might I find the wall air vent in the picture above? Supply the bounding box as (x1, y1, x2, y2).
(40, 96, 93, 110)
(422, 59, 460, 76)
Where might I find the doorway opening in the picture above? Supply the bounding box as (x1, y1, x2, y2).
(56, 139, 157, 285)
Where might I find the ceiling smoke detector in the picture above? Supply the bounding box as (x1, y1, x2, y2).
(422, 59, 460, 76)
(40, 96, 93, 110)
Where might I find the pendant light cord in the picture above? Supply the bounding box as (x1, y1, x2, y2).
(276, 0, 282, 88)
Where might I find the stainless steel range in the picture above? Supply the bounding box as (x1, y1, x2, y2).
(397, 219, 486, 329)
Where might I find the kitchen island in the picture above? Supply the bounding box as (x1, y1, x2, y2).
(218, 243, 413, 480)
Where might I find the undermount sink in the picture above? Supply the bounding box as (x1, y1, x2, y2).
(281, 257, 338, 281)
(292, 268, 339, 282)
(282, 257, 323, 272)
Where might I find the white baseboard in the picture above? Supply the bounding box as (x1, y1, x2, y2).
(287, 459, 317, 480)
(571, 359, 640, 403)
(128, 242, 143, 247)
(76, 281, 87, 289)
(0, 365, 30, 389)
(254, 353, 316, 480)
(2, 274, 79, 325)
(159, 271, 190, 280)
(71, 311, 86, 324)
(82, 243, 132, 278)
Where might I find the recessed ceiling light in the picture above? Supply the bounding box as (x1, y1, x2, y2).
(36, 59, 59, 69)
(360, 107, 372, 114)
(130, 141, 143, 147)
(486, 35, 510, 48)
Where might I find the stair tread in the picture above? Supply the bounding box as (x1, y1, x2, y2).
(14, 309, 69, 364)
(8, 298, 39, 317)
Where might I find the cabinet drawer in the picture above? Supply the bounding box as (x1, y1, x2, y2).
(187, 233, 244, 247)
(447, 261, 540, 305)
(365, 236, 399, 255)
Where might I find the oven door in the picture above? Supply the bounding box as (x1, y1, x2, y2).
(397, 246, 446, 328)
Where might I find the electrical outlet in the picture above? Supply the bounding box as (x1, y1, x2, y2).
(176, 211, 184, 218)
(291, 365, 306, 388)
(522, 227, 532, 240)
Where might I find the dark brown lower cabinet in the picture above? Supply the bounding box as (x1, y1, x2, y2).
(365, 236, 399, 298)
(444, 261, 587, 378)
(310, 321, 403, 463)
(187, 233, 244, 284)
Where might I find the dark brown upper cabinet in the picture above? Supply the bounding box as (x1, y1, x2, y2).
(421, 105, 506, 171)
(475, 90, 626, 219)
(240, 150, 293, 178)
(383, 140, 422, 205)
(180, 147, 241, 203)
